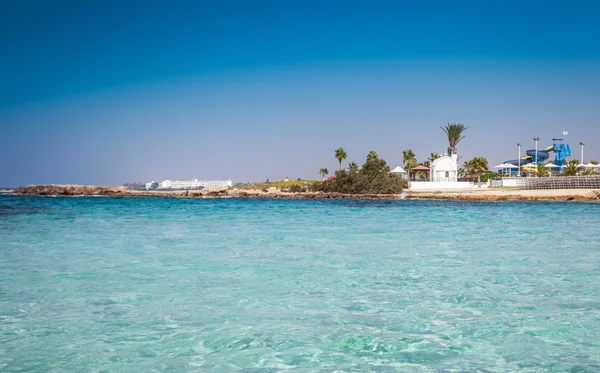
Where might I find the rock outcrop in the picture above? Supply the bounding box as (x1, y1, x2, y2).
(14, 185, 600, 201)
(14, 184, 401, 200)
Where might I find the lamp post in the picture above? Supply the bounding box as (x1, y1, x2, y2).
(533, 137, 540, 177)
(517, 143, 521, 177)
(580, 142, 585, 164)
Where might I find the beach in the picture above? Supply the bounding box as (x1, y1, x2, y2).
(406, 188, 600, 201)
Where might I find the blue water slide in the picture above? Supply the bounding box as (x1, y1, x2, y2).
(525, 150, 550, 161)
(505, 159, 525, 166)
(504, 142, 571, 171)
(553, 143, 571, 166)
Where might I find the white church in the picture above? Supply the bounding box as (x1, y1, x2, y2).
(393, 153, 485, 191)
(430, 154, 458, 183)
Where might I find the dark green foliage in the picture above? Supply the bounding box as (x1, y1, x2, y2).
(310, 152, 407, 194)
(463, 156, 489, 184)
(480, 173, 498, 182)
(288, 184, 307, 193)
(122, 182, 145, 190)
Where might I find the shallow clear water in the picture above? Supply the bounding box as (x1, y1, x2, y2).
(1, 196, 600, 372)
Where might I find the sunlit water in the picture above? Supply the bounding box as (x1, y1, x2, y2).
(1, 196, 600, 372)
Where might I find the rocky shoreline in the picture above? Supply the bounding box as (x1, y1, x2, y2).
(12, 184, 600, 201)
(13, 185, 402, 200)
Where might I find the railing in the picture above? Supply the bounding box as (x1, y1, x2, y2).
(522, 176, 600, 190)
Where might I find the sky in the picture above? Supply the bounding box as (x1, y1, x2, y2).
(1, 0, 599, 186)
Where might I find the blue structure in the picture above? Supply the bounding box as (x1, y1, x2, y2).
(504, 138, 571, 174)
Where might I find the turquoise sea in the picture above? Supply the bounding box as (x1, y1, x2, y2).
(1, 196, 600, 372)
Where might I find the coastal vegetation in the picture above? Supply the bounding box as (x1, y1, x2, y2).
(335, 147, 347, 170)
(428, 152, 440, 163)
(122, 182, 145, 190)
(463, 156, 489, 184)
(402, 149, 417, 179)
(441, 122, 468, 155)
(311, 151, 407, 194)
(319, 168, 329, 180)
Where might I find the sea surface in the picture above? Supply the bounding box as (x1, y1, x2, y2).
(1, 196, 600, 372)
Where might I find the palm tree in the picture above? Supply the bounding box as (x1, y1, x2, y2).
(335, 147, 347, 170)
(403, 149, 417, 180)
(562, 160, 579, 176)
(348, 161, 359, 173)
(464, 156, 488, 185)
(536, 162, 549, 177)
(402, 149, 416, 167)
(428, 152, 440, 163)
(367, 151, 378, 162)
(319, 168, 329, 181)
(441, 123, 468, 155)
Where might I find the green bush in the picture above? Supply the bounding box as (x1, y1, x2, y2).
(480, 173, 498, 182)
(310, 153, 407, 194)
(288, 184, 307, 193)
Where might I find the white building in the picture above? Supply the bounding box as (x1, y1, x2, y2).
(410, 154, 486, 191)
(152, 179, 232, 190)
(430, 154, 458, 182)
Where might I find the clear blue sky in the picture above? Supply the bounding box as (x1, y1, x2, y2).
(1, 0, 599, 186)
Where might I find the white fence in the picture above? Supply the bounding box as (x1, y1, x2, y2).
(522, 175, 600, 190)
(491, 177, 527, 188)
(409, 181, 486, 191)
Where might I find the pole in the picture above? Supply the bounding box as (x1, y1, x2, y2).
(580, 142, 585, 164)
(533, 137, 540, 177)
(517, 143, 521, 177)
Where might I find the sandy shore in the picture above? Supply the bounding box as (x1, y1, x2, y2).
(12, 185, 600, 201)
(406, 188, 600, 201)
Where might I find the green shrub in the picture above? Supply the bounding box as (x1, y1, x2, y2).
(288, 184, 307, 193)
(480, 173, 498, 182)
(310, 153, 407, 194)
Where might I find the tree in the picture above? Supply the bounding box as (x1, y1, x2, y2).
(335, 147, 348, 170)
(150, 182, 159, 189)
(367, 151, 378, 162)
(441, 123, 468, 155)
(562, 160, 579, 176)
(428, 152, 440, 163)
(348, 161, 359, 173)
(312, 151, 406, 194)
(403, 149, 417, 180)
(591, 160, 599, 165)
(319, 168, 329, 181)
(464, 156, 489, 185)
(536, 162, 549, 177)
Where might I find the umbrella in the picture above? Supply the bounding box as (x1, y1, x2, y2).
(390, 166, 406, 174)
(494, 163, 518, 169)
(544, 163, 560, 168)
(576, 163, 587, 168)
(585, 163, 597, 169)
(522, 163, 536, 168)
(412, 165, 430, 171)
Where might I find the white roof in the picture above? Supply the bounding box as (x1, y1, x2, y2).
(390, 166, 406, 173)
(494, 163, 518, 169)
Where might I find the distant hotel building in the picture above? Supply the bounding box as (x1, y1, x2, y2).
(145, 179, 232, 190)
